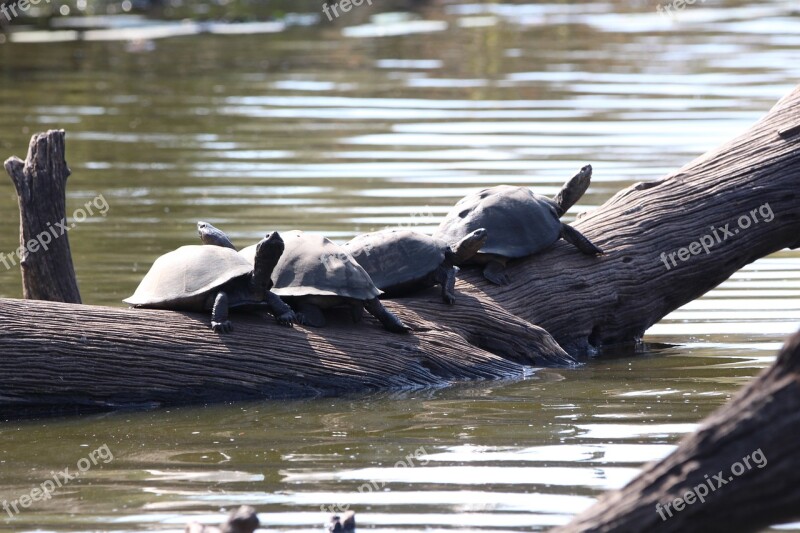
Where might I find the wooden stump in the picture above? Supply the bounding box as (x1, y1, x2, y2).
(4, 129, 81, 303)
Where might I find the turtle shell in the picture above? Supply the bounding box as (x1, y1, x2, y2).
(343, 229, 446, 291)
(435, 185, 561, 259)
(124, 245, 252, 308)
(240, 230, 380, 300)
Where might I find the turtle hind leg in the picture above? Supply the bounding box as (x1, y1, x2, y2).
(211, 291, 233, 333)
(552, 164, 592, 216)
(561, 223, 604, 255)
(296, 302, 326, 327)
(364, 298, 410, 333)
(483, 260, 510, 286)
(433, 265, 457, 305)
(350, 301, 365, 323)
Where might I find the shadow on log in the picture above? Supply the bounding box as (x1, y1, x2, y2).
(555, 328, 800, 532)
(1, 82, 800, 412)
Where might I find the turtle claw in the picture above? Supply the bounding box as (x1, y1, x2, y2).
(212, 320, 233, 333)
(485, 273, 510, 285)
(275, 311, 295, 328)
(443, 293, 456, 305)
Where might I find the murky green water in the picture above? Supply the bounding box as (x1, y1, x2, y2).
(1, 0, 799, 531)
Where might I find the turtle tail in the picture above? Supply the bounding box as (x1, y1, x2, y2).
(552, 165, 592, 216)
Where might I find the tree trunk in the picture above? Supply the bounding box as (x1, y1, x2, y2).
(1, 85, 799, 412)
(4, 129, 81, 303)
(555, 329, 800, 533)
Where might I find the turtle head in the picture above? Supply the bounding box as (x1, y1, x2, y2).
(198, 221, 237, 250)
(252, 232, 284, 291)
(221, 505, 260, 533)
(450, 228, 488, 265)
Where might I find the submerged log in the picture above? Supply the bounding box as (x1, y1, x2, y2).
(1, 85, 799, 411)
(556, 329, 800, 533)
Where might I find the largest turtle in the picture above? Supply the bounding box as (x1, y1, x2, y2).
(198, 223, 409, 334)
(434, 165, 603, 285)
(124, 232, 295, 333)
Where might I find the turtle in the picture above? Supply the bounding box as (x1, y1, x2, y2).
(434, 164, 603, 285)
(124, 232, 296, 333)
(343, 228, 488, 304)
(185, 505, 260, 533)
(198, 223, 409, 334)
(328, 511, 356, 533)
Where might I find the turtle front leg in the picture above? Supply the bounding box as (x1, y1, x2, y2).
(266, 292, 295, 327)
(483, 260, 510, 286)
(211, 291, 233, 333)
(364, 298, 410, 333)
(434, 265, 458, 305)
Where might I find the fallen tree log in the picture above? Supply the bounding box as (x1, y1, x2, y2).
(555, 328, 800, 533)
(1, 83, 799, 412)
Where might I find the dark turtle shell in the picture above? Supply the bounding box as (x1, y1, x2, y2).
(240, 230, 380, 300)
(435, 185, 561, 259)
(124, 245, 252, 309)
(344, 229, 447, 291)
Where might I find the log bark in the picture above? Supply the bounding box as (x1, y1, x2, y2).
(0, 295, 567, 414)
(1, 85, 799, 411)
(4, 130, 81, 303)
(555, 329, 800, 533)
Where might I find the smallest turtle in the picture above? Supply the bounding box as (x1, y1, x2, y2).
(344, 228, 487, 304)
(328, 510, 356, 533)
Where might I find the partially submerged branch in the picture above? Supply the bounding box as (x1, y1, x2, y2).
(556, 329, 800, 532)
